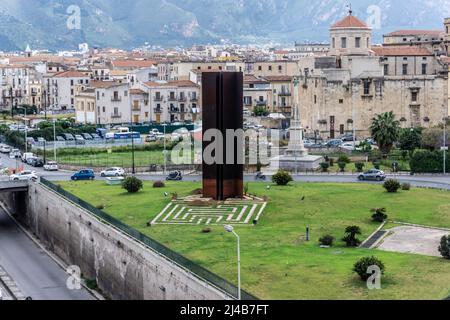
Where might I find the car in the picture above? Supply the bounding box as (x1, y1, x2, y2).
(26, 137, 36, 145)
(10, 170, 38, 182)
(29, 157, 45, 168)
(91, 133, 102, 140)
(71, 169, 95, 181)
(340, 142, 357, 151)
(150, 129, 161, 135)
(340, 134, 354, 142)
(37, 137, 46, 143)
(0, 145, 11, 153)
(44, 161, 59, 171)
(358, 169, 386, 182)
(9, 149, 21, 159)
(56, 136, 66, 142)
(63, 133, 75, 141)
(100, 167, 125, 177)
(166, 170, 183, 181)
(145, 134, 157, 142)
(326, 139, 344, 148)
(82, 133, 94, 140)
(75, 135, 85, 145)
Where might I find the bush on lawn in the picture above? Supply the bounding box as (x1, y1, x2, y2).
(371, 208, 388, 222)
(401, 183, 411, 191)
(383, 179, 401, 193)
(272, 170, 293, 186)
(438, 235, 450, 259)
(319, 235, 335, 247)
(153, 181, 165, 188)
(122, 176, 143, 193)
(353, 256, 385, 281)
(338, 162, 347, 172)
(320, 162, 330, 172)
(338, 154, 351, 164)
(355, 162, 365, 172)
(342, 226, 362, 247)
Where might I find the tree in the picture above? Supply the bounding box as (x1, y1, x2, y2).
(399, 128, 422, 156)
(253, 106, 269, 117)
(370, 112, 400, 156)
(122, 177, 143, 193)
(272, 170, 293, 186)
(353, 256, 385, 281)
(438, 235, 450, 259)
(342, 226, 362, 247)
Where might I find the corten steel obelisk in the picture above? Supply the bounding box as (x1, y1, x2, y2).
(202, 72, 244, 200)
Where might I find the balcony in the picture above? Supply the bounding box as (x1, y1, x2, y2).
(180, 108, 191, 113)
(154, 108, 163, 114)
(111, 113, 122, 118)
(168, 96, 177, 101)
(132, 107, 141, 112)
(170, 108, 181, 113)
(256, 100, 267, 106)
(111, 96, 122, 102)
(154, 96, 163, 101)
(178, 96, 187, 102)
(278, 91, 291, 96)
(190, 97, 198, 102)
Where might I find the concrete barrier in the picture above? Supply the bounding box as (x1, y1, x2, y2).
(1, 183, 233, 300)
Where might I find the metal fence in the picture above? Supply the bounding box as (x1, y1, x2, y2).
(40, 178, 257, 300)
(32, 139, 144, 150)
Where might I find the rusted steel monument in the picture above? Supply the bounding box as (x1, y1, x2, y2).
(202, 72, 244, 200)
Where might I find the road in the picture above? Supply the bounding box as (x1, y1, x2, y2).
(0, 207, 94, 300)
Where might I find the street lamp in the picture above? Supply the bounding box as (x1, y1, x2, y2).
(444, 117, 449, 175)
(163, 123, 168, 174)
(53, 118, 57, 162)
(224, 225, 241, 300)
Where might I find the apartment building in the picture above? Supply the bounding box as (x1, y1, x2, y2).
(75, 85, 96, 124)
(243, 75, 272, 114)
(265, 76, 294, 117)
(142, 80, 200, 123)
(50, 70, 90, 110)
(130, 88, 150, 124)
(246, 61, 299, 77)
(0, 64, 33, 110)
(93, 81, 131, 125)
(158, 61, 245, 81)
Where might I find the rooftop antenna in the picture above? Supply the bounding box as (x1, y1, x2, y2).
(347, 3, 353, 15)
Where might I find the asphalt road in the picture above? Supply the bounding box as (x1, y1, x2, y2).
(0, 207, 94, 300)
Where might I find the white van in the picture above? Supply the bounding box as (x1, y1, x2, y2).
(21, 152, 34, 163)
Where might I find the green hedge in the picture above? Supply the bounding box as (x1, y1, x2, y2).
(410, 149, 450, 173)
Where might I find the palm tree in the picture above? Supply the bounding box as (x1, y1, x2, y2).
(370, 111, 400, 156)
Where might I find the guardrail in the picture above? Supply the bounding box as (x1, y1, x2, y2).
(40, 178, 257, 300)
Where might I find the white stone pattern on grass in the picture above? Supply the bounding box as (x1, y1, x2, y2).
(151, 201, 267, 226)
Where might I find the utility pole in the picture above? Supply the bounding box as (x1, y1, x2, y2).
(444, 117, 448, 175)
(53, 119, 57, 162)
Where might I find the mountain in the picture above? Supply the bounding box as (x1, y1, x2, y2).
(0, 0, 449, 51)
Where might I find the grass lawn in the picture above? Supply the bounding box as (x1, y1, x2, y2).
(57, 150, 165, 167)
(57, 181, 450, 300)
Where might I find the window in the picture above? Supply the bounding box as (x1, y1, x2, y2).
(355, 37, 361, 48)
(278, 65, 282, 71)
(70, 80, 74, 86)
(421, 64, 427, 75)
(412, 91, 418, 102)
(363, 80, 371, 95)
(314, 95, 317, 104)
(332, 38, 335, 48)
(402, 64, 408, 75)
(384, 64, 389, 75)
(341, 37, 347, 49)
(339, 99, 344, 104)
(258, 66, 262, 71)
(268, 66, 272, 71)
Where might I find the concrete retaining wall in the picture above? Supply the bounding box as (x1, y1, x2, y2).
(1, 183, 232, 300)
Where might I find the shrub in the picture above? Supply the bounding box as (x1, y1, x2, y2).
(153, 181, 165, 188)
(337, 154, 351, 164)
(372, 161, 381, 170)
(272, 170, 293, 186)
(320, 162, 330, 172)
(353, 256, 385, 281)
(319, 235, 335, 247)
(244, 183, 249, 195)
(96, 204, 105, 210)
(329, 158, 334, 167)
(355, 162, 365, 172)
(410, 149, 449, 173)
(202, 228, 212, 234)
(383, 179, 401, 193)
(401, 183, 411, 191)
(338, 162, 347, 172)
(438, 235, 450, 259)
(342, 226, 362, 247)
(122, 176, 143, 193)
(371, 208, 388, 222)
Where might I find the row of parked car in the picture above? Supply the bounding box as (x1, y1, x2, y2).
(28, 133, 103, 145)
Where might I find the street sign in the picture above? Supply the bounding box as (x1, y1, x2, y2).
(441, 147, 449, 151)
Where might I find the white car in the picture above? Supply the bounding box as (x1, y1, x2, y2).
(9, 149, 21, 159)
(44, 161, 59, 171)
(10, 170, 38, 182)
(100, 167, 125, 177)
(0, 145, 11, 153)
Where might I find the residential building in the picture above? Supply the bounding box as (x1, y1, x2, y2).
(50, 70, 90, 110)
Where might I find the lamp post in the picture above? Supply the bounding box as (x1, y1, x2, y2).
(224, 225, 241, 300)
(444, 117, 448, 175)
(53, 118, 57, 162)
(163, 123, 168, 174)
(131, 122, 136, 175)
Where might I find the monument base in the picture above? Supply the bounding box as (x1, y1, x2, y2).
(276, 155, 324, 171)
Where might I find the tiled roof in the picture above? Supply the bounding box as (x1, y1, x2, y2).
(130, 88, 147, 95)
(112, 60, 156, 68)
(263, 75, 293, 82)
(372, 46, 433, 56)
(385, 30, 443, 37)
(331, 15, 369, 29)
(53, 70, 89, 78)
(90, 80, 127, 89)
(244, 75, 268, 84)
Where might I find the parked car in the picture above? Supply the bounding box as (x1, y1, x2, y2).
(63, 133, 75, 141)
(37, 137, 46, 143)
(340, 134, 354, 142)
(82, 133, 93, 140)
(166, 170, 183, 181)
(56, 136, 66, 142)
(44, 161, 59, 171)
(146, 134, 157, 143)
(358, 169, 386, 182)
(326, 139, 344, 148)
(9, 149, 21, 159)
(340, 142, 357, 151)
(91, 133, 102, 140)
(71, 169, 95, 181)
(151, 129, 161, 135)
(10, 170, 38, 182)
(75, 135, 85, 145)
(100, 167, 125, 177)
(0, 145, 11, 153)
